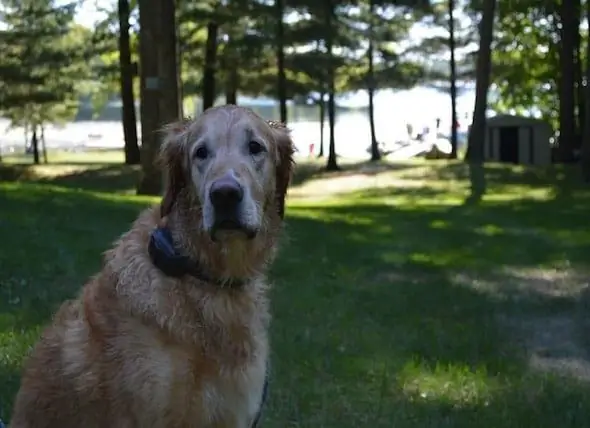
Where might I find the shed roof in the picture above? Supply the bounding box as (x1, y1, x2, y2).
(487, 114, 551, 128)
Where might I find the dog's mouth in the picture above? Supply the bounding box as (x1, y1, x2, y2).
(211, 219, 257, 241)
(216, 219, 242, 230)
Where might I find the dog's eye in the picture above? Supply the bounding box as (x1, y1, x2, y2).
(248, 141, 265, 155)
(194, 146, 208, 160)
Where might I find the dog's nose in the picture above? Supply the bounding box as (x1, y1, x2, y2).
(209, 176, 244, 210)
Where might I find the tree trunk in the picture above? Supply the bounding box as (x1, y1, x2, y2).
(276, 0, 287, 123)
(225, 80, 237, 104)
(448, 0, 458, 159)
(158, 0, 181, 123)
(574, 0, 583, 144)
(465, 0, 495, 164)
(325, 0, 339, 171)
(176, 16, 184, 117)
(318, 92, 325, 158)
(41, 125, 47, 164)
(202, 21, 218, 110)
(137, 0, 162, 195)
(581, 0, 590, 183)
(367, 0, 380, 162)
(31, 127, 39, 165)
(557, 0, 577, 163)
(24, 122, 29, 151)
(464, 0, 496, 202)
(224, 59, 238, 105)
(118, 0, 140, 165)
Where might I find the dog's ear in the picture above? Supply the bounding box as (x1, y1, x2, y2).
(157, 119, 191, 218)
(268, 120, 295, 219)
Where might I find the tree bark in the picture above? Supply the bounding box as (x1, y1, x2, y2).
(158, 0, 181, 123)
(32, 127, 39, 165)
(137, 0, 180, 195)
(449, 0, 458, 159)
(581, 0, 590, 182)
(367, 0, 380, 162)
(118, 0, 140, 165)
(202, 21, 218, 110)
(318, 92, 325, 158)
(225, 61, 238, 104)
(574, 0, 583, 144)
(556, 0, 577, 163)
(137, 0, 162, 195)
(176, 16, 184, 117)
(464, 0, 496, 202)
(325, 0, 339, 171)
(41, 124, 47, 164)
(276, 0, 287, 123)
(465, 0, 495, 164)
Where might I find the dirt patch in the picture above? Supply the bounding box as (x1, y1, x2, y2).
(0, 164, 100, 181)
(455, 267, 590, 382)
(501, 314, 590, 382)
(452, 268, 589, 302)
(289, 174, 424, 200)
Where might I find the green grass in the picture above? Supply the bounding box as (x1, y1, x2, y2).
(1, 148, 125, 165)
(1, 158, 590, 426)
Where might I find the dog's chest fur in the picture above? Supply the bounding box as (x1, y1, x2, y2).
(112, 317, 269, 427)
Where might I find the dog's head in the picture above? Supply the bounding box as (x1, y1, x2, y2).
(158, 106, 295, 242)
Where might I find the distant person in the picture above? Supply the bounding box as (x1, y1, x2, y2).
(406, 123, 413, 139)
(435, 117, 441, 130)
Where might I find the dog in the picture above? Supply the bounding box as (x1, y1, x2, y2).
(10, 105, 295, 428)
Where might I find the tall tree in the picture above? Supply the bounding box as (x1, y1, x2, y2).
(367, 0, 380, 161)
(118, 0, 141, 165)
(325, 0, 339, 171)
(448, 0, 458, 158)
(318, 92, 326, 157)
(158, 0, 181, 124)
(137, 0, 181, 195)
(465, 0, 496, 201)
(202, 21, 219, 110)
(276, 0, 288, 123)
(137, 0, 162, 194)
(556, 0, 578, 163)
(465, 0, 495, 163)
(347, 0, 425, 162)
(582, 0, 590, 183)
(0, 1, 90, 164)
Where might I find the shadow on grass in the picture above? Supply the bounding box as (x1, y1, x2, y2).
(290, 159, 420, 187)
(1, 159, 421, 195)
(420, 161, 588, 201)
(0, 185, 145, 331)
(42, 164, 141, 192)
(0, 163, 140, 192)
(0, 183, 148, 418)
(267, 196, 590, 426)
(1, 172, 590, 426)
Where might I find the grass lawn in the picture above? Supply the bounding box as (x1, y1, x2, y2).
(1, 148, 125, 165)
(1, 156, 590, 426)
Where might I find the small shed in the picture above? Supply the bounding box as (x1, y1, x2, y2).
(484, 115, 553, 165)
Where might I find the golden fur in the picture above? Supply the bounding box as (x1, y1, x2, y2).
(10, 105, 295, 428)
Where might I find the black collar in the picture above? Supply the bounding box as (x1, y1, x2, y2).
(148, 225, 245, 288)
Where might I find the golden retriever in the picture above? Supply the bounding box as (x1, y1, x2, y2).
(10, 105, 295, 428)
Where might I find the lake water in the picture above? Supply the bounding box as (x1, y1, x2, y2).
(0, 86, 476, 159)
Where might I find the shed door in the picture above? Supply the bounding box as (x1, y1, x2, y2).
(499, 126, 519, 164)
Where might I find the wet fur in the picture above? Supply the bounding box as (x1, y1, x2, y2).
(10, 106, 295, 428)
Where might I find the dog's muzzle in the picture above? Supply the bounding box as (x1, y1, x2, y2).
(209, 174, 256, 240)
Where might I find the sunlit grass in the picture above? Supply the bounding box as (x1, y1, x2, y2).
(1, 159, 590, 426)
(2, 149, 125, 164)
(397, 360, 498, 406)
